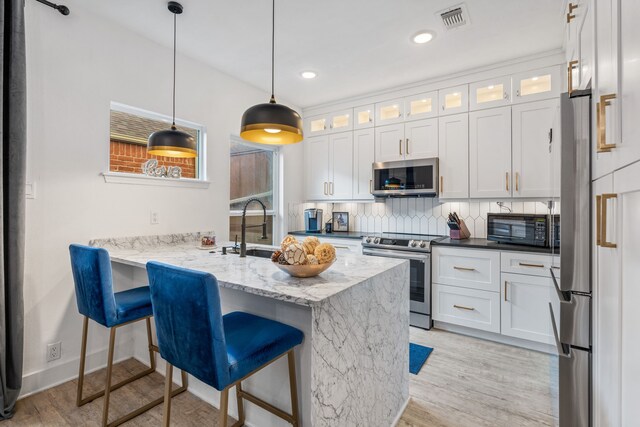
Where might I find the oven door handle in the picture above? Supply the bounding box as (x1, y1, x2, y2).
(362, 248, 428, 261)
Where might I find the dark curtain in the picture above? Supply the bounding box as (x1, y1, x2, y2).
(0, 0, 26, 419)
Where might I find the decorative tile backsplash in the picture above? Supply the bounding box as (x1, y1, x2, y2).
(288, 199, 553, 238)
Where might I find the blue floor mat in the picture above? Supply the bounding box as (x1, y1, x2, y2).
(409, 343, 433, 375)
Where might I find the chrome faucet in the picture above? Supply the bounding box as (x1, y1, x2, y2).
(240, 198, 268, 257)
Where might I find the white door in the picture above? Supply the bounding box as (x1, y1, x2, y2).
(375, 123, 404, 162)
(404, 118, 438, 160)
(501, 272, 558, 345)
(438, 113, 469, 199)
(592, 173, 620, 427)
(353, 128, 375, 200)
(512, 99, 559, 198)
(438, 85, 469, 116)
(328, 132, 353, 200)
(469, 106, 512, 198)
(469, 75, 512, 111)
(305, 136, 330, 200)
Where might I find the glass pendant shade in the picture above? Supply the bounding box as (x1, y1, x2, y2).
(147, 126, 196, 158)
(240, 101, 303, 145)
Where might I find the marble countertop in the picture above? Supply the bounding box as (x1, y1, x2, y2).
(432, 237, 557, 254)
(103, 239, 406, 307)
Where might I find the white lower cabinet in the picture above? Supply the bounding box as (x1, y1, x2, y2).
(501, 272, 558, 345)
(433, 283, 501, 333)
(432, 246, 559, 347)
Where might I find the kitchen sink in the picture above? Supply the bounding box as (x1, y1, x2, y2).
(244, 248, 275, 259)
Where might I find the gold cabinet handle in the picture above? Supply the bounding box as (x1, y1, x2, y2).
(504, 281, 508, 302)
(568, 60, 578, 95)
(453, 266, 476, 272)
(597, 94, 617, 152)
(596, 195, 602, 246)
(519, 262, 545, 268)
(515, 172, 520, 192)
(399, 139, 403, 156)
(506, 172, 510, 192)
(601, 193, 617, 248)
(440, 176, 444, 193)
(370, 179, 373, 193)
(406, 138, 410, 155)
(566, 2, 578, 23)
(323, 182, 328, 196)
(330, 182, 334, 195)
(453, 304, 475, 311)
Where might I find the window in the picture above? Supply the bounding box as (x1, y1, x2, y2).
(229, 137, 278, 245)
(108, 102, 206, 180)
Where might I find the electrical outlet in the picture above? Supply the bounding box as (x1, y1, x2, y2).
(47, 341, 61, 362)
(150, 211, 159, 225)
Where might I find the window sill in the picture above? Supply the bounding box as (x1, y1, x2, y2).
(102, 172, 210, 189)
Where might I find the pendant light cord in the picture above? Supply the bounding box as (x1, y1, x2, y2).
(270, 0, 276, 104)
(172, 12, 177, 129)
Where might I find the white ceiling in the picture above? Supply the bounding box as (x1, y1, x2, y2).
(79, 0, 564, 108)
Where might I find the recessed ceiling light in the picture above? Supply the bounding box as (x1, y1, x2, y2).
(301, 71, 317, 79)
(412, 31, 435, 44)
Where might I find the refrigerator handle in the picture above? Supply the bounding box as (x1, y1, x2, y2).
(550, 268, 571, 302)
(549, 303, 571, 358)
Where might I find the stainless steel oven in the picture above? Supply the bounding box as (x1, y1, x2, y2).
(361, 233, 442, 329)
(372, 158, 438, 198)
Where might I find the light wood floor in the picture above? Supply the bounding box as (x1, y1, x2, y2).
(8, 328, 558, 426)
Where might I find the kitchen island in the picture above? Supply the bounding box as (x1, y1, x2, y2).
(91, 232, 409, 427)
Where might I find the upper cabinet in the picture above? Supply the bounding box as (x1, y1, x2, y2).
(439, 85, 469, 116)
(305, 109, 353, 137)
(304, 133, 354, 201)
(306, 115, 329, 137)
(470, 76, 512, 111)
(375, 119, 438, 163)
(405, 92, 439, 121)
(512, 66, 561, 103)
(375, 99, 404, 125)
(438, 113, 469, 199)
(353, 104, 375, 129)
(329, 109, 353, 133)
(352, 128, 375, 200)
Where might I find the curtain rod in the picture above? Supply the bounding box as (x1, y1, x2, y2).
(34, 0, 70, 15)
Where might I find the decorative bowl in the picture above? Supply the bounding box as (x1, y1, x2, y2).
(272, 259, 337, 278)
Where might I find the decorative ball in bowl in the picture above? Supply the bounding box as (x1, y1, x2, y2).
(271, 236, 337, 278)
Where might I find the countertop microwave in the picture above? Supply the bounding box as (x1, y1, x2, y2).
(487, 213, 552, 247)
(371, 158, 438, 198)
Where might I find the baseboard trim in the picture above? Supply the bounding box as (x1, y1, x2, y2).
(392, 397, 411, 426)
(20, 337, 135, 399)
(433, 321, 557, 354)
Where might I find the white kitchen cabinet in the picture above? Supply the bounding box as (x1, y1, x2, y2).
(577, 1, 594, 90)
(438, 113, 469, 199)
(438, 85, 469, 116)
(512, 66, 561, 104)
(501, 252, 554, 277)
(375, 99, 404, 125)
(404, 91, 438, 121)
(501, 272, 558, 345)
(305, 136, 330, 200)
(328, 132, 353, 199)
(433, 283, 501, 333)
(469, 76, 512, 111)
(374, 123, 404, 162)
(305, 114, 329, 137)
(469, 106, 512, 198)
(352, 128, 375, 200)
(404, 118, 438, 160)
(432, 247, 500, 292)
(512, 99, 559, 198)
(319, 237, 362, 255)
(304, 133, 353, 200)
(374, 119, 437, 162)
(328, 109, 353, 133)
(353, 104, 374, 129)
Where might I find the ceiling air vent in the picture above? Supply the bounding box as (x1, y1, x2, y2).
(438, 4, 470, 30)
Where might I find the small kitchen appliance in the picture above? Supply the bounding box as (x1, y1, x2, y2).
(304, 209, 323, 233)
(371, 158, 438, 198)
(486, 213, 551, 247)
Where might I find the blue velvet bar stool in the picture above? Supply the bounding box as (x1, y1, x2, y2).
(146, 261, 304, 427)
(69, 244, 188, 427)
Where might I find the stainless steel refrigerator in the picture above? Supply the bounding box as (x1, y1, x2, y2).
(549, 90, 592, 427)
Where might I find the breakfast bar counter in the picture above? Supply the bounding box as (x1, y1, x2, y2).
(91, 232, 410, 427)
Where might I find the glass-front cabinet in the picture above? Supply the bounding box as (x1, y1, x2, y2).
(438, 84, 469, 116)
(353, 104, 374, 129)
(305, 114, 328, 137)
(304, 109, 353, 136)
(513, 66, 561, 103)
(470, 76, 512, 110)
(404, 91, 438, 121)
(375, 99, 405, 125)
(329, 109, 353, 132)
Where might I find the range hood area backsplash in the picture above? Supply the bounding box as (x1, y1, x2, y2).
(288, 199, 555, 239)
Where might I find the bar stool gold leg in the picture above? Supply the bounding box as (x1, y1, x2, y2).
(287, 350, 300, 427)
(102, 327, 117, 427)
(76, 316, 89, 407)
(236, 382, 245, 426)
(162, 363, 174, 427)
(146, 318, 156, 371)
(220, 387, 230, 427)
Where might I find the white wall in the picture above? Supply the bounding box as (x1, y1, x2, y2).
(22, 1, 303, 395)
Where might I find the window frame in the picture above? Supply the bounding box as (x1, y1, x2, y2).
(103, 102, 209, 187)
(229, 135, 280, 242)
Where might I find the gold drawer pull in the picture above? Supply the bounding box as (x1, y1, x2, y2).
(519, 262, 545, 268)
(506, 172, 510, 192)
(601, 193, 617, 248)
(596, 194, 602, 246)
(453, 304, 475, 311)
(597, 94, 617, 152)
(440, 176, 444, 192)
(453, 266, 476, 272)
(567, 2, 578, 23)
(504, 280, 508, 302)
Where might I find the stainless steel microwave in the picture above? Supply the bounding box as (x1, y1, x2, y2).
(371, 158, 438, 198)
(487, 213, 551, 247)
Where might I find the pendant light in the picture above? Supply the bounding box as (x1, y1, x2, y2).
(240, 0, 303, 145)
(147, 1, 197, 158)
